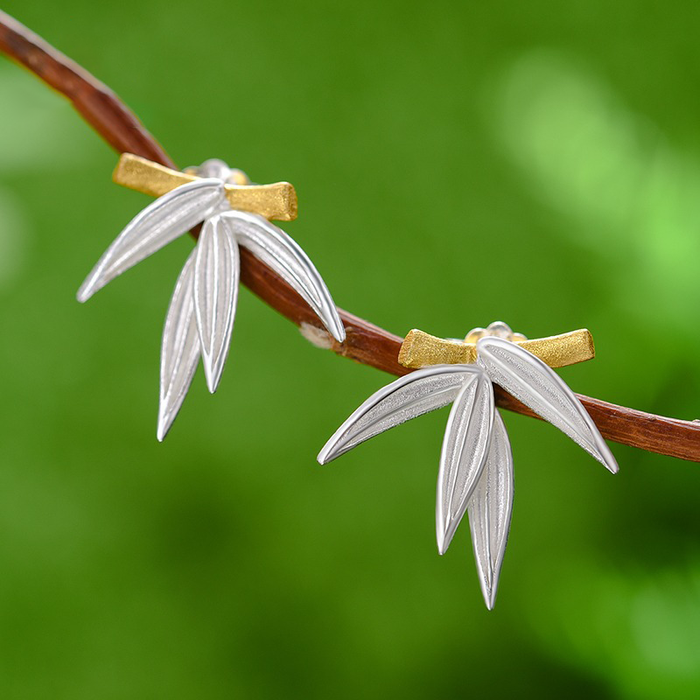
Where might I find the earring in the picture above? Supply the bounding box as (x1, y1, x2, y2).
(77, 154, 345, 439)
(318, 322, 618, 609)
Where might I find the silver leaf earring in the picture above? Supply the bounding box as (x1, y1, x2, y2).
(318, 322, 618, 609)
(78, 156, 345, 439)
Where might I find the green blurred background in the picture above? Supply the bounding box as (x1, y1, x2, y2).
(1, 1, 700, 698)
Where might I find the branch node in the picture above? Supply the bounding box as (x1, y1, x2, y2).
(300, 323, 334, 350)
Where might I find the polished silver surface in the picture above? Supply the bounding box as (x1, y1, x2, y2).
(317, 365, 478, 464)
(476, 336, 618, 473)
(194, 215, 240, 393)
(468, 410, 514, 610)
(77, 179, 225, 302)
(157, 250, 201, 442)
(436, 370, 494, 555)
(222, 210, 346, 343)
(195, 159, 233, 181)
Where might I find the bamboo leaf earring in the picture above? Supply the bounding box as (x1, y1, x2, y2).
(318, 322, 618, 608)
(78, 155, 345, 439)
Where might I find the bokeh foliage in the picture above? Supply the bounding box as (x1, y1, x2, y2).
(1, 1, 700, 698)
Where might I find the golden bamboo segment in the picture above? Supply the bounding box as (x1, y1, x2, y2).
(112, 153, 298, 221)
(399, 328, 595, 369)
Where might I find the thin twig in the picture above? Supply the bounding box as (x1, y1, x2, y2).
(1, 10, 698, 462)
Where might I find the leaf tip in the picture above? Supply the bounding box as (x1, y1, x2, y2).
(76, 278, 96, 303)
(156, 408, 174, 442)
(316, 443, 334, 465)
(592, 436, 619, 474)
(203, 362, 221, 394)
(436, 522, 452, 556)
(604, 457, 619, 474)
(329, 316, 346, 344)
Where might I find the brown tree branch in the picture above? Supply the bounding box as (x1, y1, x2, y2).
(1, 10, 698, 462)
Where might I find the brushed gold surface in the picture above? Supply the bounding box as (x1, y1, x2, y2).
(113, 153, 298, 221)
(399, 329, 595, 369)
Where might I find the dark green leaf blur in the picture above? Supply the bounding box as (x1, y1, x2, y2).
(1, 1, 700, 698)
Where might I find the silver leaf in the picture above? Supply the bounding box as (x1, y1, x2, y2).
(436, 369, 494, 555)
(317, 365, 480, 464)
(222, 210, 346, 343)
(476, 336, 618, 473)
(77, 179, 225, 302)
(193, 215, 240, 393)
(157, 250, 201, 441)
(468, 410, 514, 610)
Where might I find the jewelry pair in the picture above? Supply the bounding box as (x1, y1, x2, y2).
(78, 154, 619, 609)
